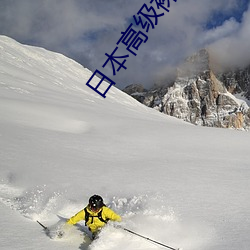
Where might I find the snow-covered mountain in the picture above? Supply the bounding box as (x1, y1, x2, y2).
(124, 49, 250, 130)
(0, 36, 250, 250)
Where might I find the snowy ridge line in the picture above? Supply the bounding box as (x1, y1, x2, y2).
(0, 35, 144, 107)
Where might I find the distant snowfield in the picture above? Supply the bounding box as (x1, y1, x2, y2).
(0, 36, 250, 250)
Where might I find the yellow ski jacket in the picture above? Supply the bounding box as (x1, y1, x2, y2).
(67, 206, 121, 233)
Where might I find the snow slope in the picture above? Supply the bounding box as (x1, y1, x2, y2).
(0, 35, 250, 250)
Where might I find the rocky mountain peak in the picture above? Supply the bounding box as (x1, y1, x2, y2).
(123, 49, 250, 130)
(177, 49, 210, 78)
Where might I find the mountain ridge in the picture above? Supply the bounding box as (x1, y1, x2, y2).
(123, 49, 250, 130)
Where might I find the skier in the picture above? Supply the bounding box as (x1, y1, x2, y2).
(66, 194, 122, 239)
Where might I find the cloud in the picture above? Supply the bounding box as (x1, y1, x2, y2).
(0, 0, 249, 88)
(209, 3, 250, 69)
(200, 18, 240, 45)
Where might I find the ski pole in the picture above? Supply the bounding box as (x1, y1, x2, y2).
(37, 220, 48, 231)
(122, 227, 180, 250)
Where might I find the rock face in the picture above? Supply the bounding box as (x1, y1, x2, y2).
(123, 84, 147, 103)
(124, 49, 250, 130)
(218, 66, 250, 100)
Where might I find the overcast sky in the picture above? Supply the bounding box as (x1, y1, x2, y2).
(0, 0, 249, 89)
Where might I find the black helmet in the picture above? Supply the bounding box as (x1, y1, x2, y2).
(89, 195, 104, 210)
